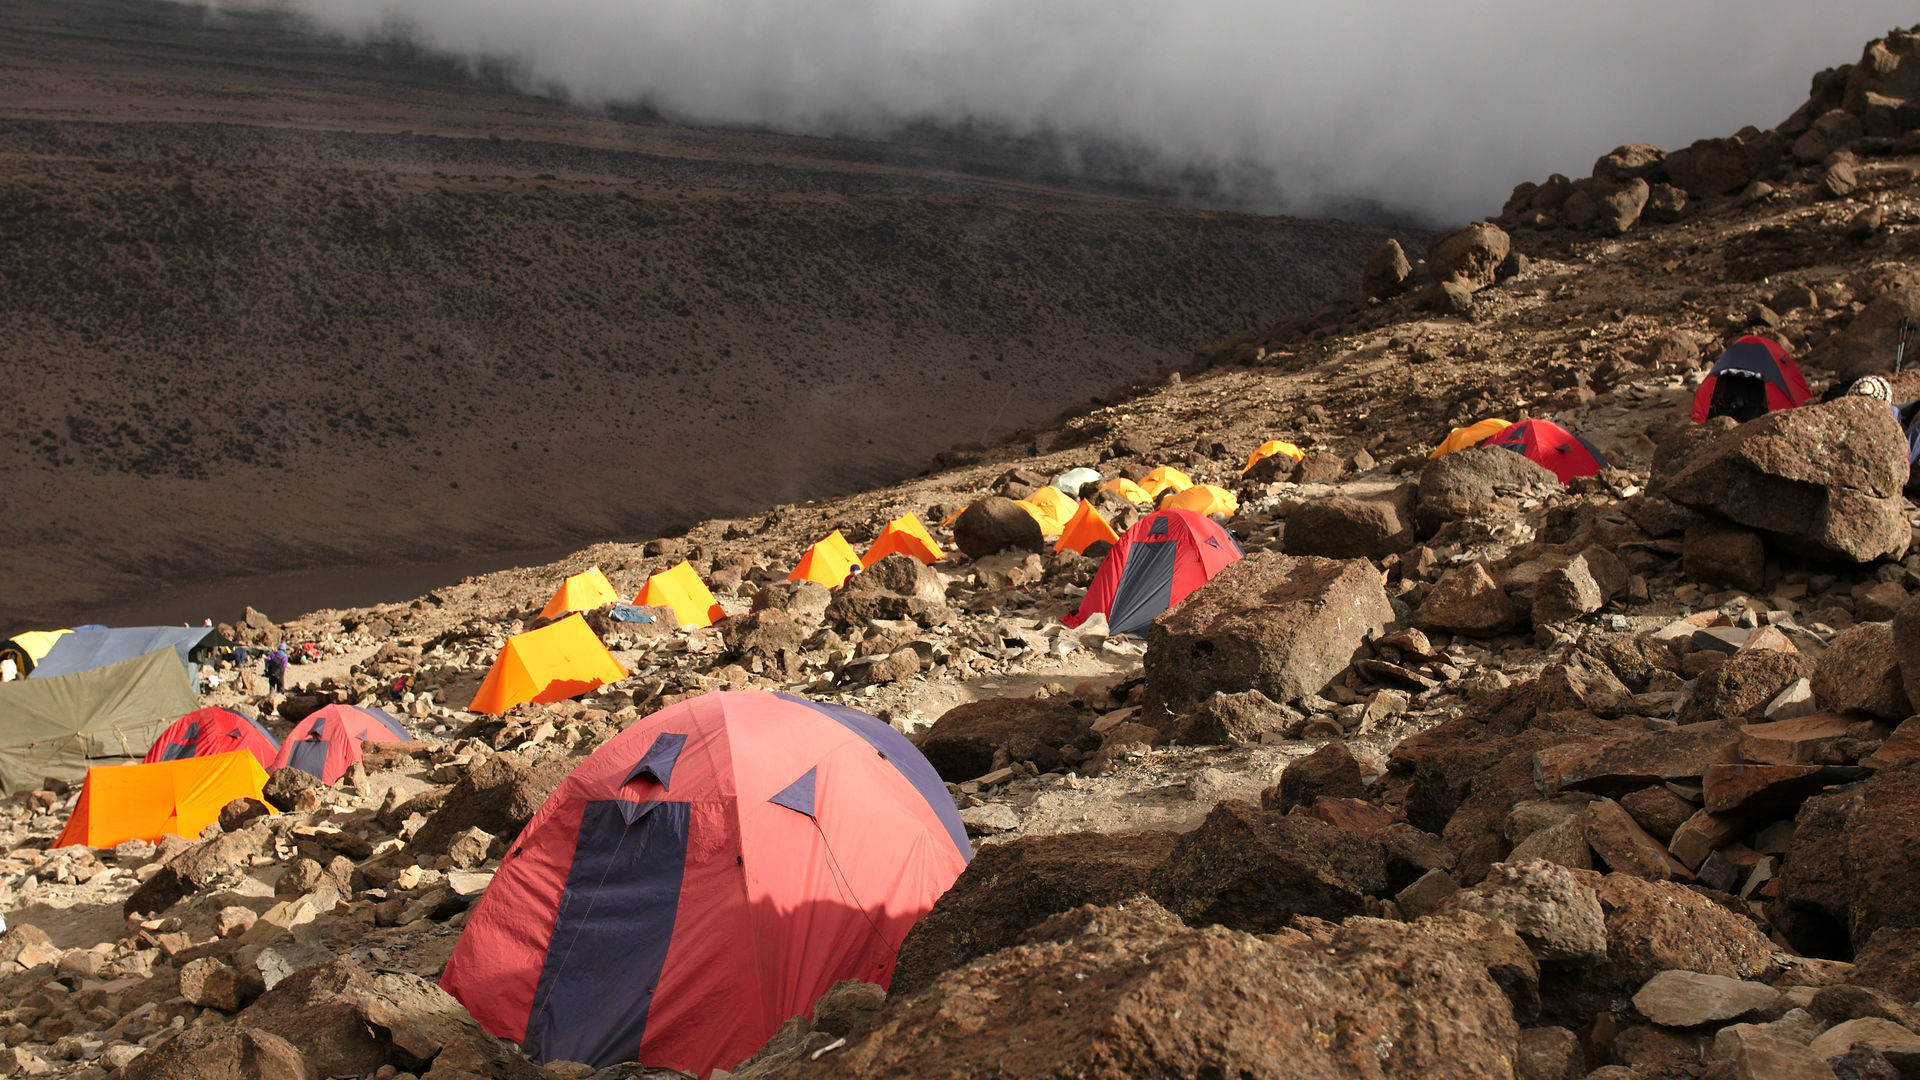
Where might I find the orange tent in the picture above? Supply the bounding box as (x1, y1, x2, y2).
(1139, 466, 1194, 498)
(1097, 478, 1154, 506)
(637, 561, 724, 628)
(539, 566, 622, 621)
(56, 751, 272, 849)
(469, 613, 628, 715)
(1163, 484, 1239, 518)
(862, 514, 943, 567)
(1430, 418, 1512, 458)
(1243, 440, 1306, 474)
(1015, 486, 1077, 537)
(1055, 500, 1120, 555)
(791, 530, 862, 587)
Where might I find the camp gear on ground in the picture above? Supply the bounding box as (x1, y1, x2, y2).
(441, 690, 970, 1075)
(540, 567, 622, 621)
(1486, 419, 1610, 484)
(1691, 335, 1812, 422)
(790, 530, 861, 587)
(1161, 483, 1239, 518)
(636, 560, 724, 628)
(144, 707, 280, 770)
(1063, 508, 1244, 636)
(1429, 418, 1512, 458)
(1055, 500, 1121, 555)
(1243, 440, 1306, 473)
(469, 614, 628, 716)
(56, 752, 273, 849)
(1050, 467, 1102, 496)
(0, 648, 195, 796)
(269, 704, 411, 784)
(862, 514, 943, 566)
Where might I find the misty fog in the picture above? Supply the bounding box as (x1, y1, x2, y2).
(239, 0, 1910, 222)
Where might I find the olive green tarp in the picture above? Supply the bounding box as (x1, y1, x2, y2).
(0, 648, 196, 796)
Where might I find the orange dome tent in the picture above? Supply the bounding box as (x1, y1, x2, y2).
(1429, 418, 1511, 458)
(56, 751, 272, 849)
(1163, 484, 1239, 518)
(469, 614, 629, 715)
(1015, 486, 1077, 537)
(790, 530, 862, 587)
(1243, 440, 1305, 474)
(862, 514, 942, 567)
(1096, 478, 1153, 506)
(539, 567, 622, 621)
(636, 561, 724, 628)
(1139, 466, 1193, 498)
(1055, 500, 1120, 555)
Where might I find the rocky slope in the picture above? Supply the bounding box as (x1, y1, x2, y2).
(0, 0, 1403, 631)
(7, 19, 1920, 1080)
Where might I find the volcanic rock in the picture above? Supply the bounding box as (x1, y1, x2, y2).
(952, 497, 1043, 559)
(1632, 970, 1779, 1028)
(1428, 222, 1512, 291)
(1282, 489, 1417, 559)
(1771, 761, 1920, 953)
(1812, 622, 1911, 720)
(120, 1026, 313, 1080)
(1363, 238, 1413, 298)
(1147, 799, 1386, 933)
(1417, 562, 1518, 636)
(1418, 446, 1562, 535)
(916, 696, 1088, 782)
(1446, 859, 1608, 965)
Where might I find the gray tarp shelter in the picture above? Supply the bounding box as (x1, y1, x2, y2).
(0, 648, 196, 795)
(29, 627, 220, 683)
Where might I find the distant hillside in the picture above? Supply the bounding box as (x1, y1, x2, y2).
(0, 0, 1405, 629)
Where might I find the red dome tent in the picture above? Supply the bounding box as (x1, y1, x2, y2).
(268, 704, 410, 784)
(1486, 419, 1610, 484)
(1691, 335, 1812, 423)
(441, 691, 970, 1076)
(1062, 508, 1243, 636)
(144, 707, 280, 770)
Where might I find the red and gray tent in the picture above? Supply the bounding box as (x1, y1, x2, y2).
(1063, 508, 1243, 636)
(267, 704, 409, 784)
(1691, 335, 1812, 423)
(1486, 418, 1610, 484)
(144, 707, 280, 770)
(441, 690, 970, 1076)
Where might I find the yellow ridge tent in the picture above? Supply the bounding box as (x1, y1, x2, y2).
(862, 515, 943, 567)
(1163, 484, 1239, 518)
(56, 751, 273, 849)
(1430, 418, 1512, 458)
(790, 530, 862, 587)
(1139, 466, 1194, 498)
(1096, 478, 1153, 506)
(469, 614, 629, 715)
(1244, 440, 1306, 474)
(636, 561, 724, 628)
(539, 567, 622, 621)
(1015, 486, 1077, 537)
(1055, 501, 1120, 555)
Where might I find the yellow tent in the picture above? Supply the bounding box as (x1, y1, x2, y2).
(862, 514, 943, 567)
(0, 629, 72, 677)
(1243, 440, 1306, 474)
(469, 613, 628, 715)
(1163, 484, 1239, 518)
(1430, 418, 1512, 458)
(1096, 478, 1153, 506)
(538, 566, 622, 621)
(1139, 466, 1194, 498)
(55, 751, 272, 849)
(791, 530, 862, 587)
(637, 560, 725, 628)
(1055, 500, 1120, 555)
(1015, 486, 1077, 537)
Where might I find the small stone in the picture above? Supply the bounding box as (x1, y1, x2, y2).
(960, 803, 1019, 835)
(1633, 969, 1779, 1027)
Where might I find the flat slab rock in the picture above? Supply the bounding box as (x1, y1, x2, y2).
(1632, 969, 1779, 1027)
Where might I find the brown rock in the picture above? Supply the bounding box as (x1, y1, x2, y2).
(1272, 741, 1365, 812)
(1705, 763, 1871, 816)
(219, 798, 272, 832)
(120, 1026, 314, 1080)
(1814, 622, 1912, 720)
(1670, 810, 1745, 871)
(1363, 238, 1413, 299)
(891, 831, 1180, 995)
(1446, 859, 1608, 965)
(1147, 800, 1386, 933)
(1418, 562, 1519, 637)
(1632, 969, 1778, 1027)
(952, 497, 1044, 560)
(1664, 136, 1752, 196)
(1583, 798, 1690, 880)
(1418, 446, 1562, 535)
(1429, 222, 1513, 290)
(1770, 761, 1920, 953)
(1547, 722, 1742, 796)
(407, 751, 573, 857)
(1680, 650, 1811, 725)
(1596, 178, 1652, 236)
(1143, 552, 1393, 715)
(179, 957, 247, 1012)
(1412, 909, 1542, 1022)
(1518, 1026, 1584, 1080)
(1741, 714, 1867, 766)
(1282, 489, 1418, 559)
(1847, 927, 1920, 1001)
(1854, 581, 1909, 623)
(1685, 519, 1768, 593)
(917, 697, 1087, 782)
(1619, 786, 1698, 844)
(1834, 290, 1920, 379)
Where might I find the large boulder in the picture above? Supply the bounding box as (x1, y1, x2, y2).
(1446, 859, 1608, 966)
(1363, 238, 1413, 298)
(406, 751, 572, 858)
(1428, 222, 1512, 291)
(1147, 800, 1386, 933)
(1283, 487, 1418, 559)
(1663, 135, 1752, 196)
(1662, 396, 1911, 563)
(827, 554, 948, 625)
(1893, 592, 1920, 711)
(1416, 562, 1518, 637)
(125, 821, 274, 916)
(768, 899, 1520, 1080)
(1812, 621, 1911, 720)
(1417, 446, 1563, 535)
(1595, 178, 1651, 236)
(952, 497, 1043, 559)
(121, 1026, 314, 1080)
(915, 697, 1088, 782)
(1143, 552, 1393, 715)
(1771, 761, 1920, 955)
(891, 831, 1180, 994)
(1830, 289, 1920, 378)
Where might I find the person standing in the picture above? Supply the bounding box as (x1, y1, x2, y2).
(264, 647, 287, 694)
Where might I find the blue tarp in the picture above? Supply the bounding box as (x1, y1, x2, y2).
(29, 627, 221, 682)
